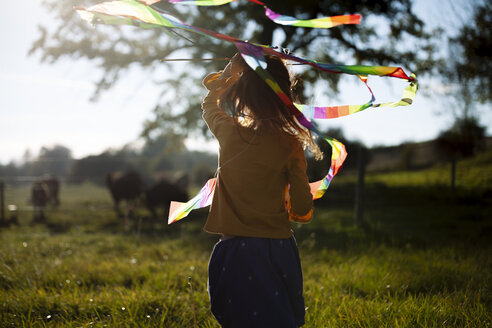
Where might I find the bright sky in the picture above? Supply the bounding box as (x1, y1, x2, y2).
(0, 1, 490, 165)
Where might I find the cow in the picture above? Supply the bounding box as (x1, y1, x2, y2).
(144, 176, 189, 219)
(42, 175, 60, 207)
(31, 180, 49, 222)
(106, 171, 142, 218)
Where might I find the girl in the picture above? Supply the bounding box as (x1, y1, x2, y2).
(202, 53, 321, 328)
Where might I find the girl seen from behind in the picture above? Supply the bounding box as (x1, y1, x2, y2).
(202, 53, 321, 328)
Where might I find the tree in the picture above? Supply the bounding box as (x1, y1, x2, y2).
(30, 145, 73, 178)
(30, 0, 438, 142)
(69, 150, 135, 184)
(437, 117, 486, 160)
(435, 0, 490, 195)
(68, 136, 216, 185)
(436, 117, 486, 195)
(440, 0, 492, 121)
(449, 0, 492, 105)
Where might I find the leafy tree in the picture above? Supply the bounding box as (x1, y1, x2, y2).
(437, 117, 486, 160)
(439, 0, 492, 122)
(434, 0, 490, 193)
(68, 137, 216, 185)
(69, 150, 135, 184)
(30, 0, 438, 142)
(448, 0, 492, 105)
(137, 134, 184, 173)
(0, 162, 20, 180)
(30, 145, 73, 178)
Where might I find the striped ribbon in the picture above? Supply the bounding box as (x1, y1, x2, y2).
(165, 0, 361, 28)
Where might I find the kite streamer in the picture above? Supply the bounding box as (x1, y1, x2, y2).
(167, 0, 361, 28)
(296, 74, 417, 120)
(264, 9, 361, 29)
(169, 0, 235, 5)
(169, 178, 216, 223)
(75, 0, 418, 224)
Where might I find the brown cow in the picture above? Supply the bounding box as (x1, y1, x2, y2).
(106, 171, 142, 218)
(42, 175, 60, 207)
(144, 177, 188, 219)
(31, 180, 49, 222)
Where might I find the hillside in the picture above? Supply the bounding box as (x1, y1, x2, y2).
(366, 136, 492, 172)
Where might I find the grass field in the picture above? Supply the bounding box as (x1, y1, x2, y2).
(0, 154, 491, 327)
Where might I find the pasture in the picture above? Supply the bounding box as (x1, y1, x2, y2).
(0, 152, 491, 327)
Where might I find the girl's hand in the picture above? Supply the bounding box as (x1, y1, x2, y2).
(202, 53, 245, 91)
(221, 53, 244, 80)
(202, 71, 222, 90)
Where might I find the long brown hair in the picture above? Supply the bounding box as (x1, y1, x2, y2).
(219, 54, 322, 159)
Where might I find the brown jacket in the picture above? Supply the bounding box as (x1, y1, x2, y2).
(202, 89, 313, 239)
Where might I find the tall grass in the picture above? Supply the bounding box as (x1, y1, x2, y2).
(1, 227, 489, 327)
(0, 156, 490, 327)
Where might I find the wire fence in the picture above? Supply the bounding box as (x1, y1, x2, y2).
(0, 176, 184, 224)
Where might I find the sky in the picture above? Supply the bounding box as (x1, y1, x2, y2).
(0, 1, 490, 165)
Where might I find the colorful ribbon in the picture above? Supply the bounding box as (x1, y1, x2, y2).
(295, 74, 417, 120)
(167, 0, 361, 29)
(169, 0, 236, 5)
(169, 178, 216, 223)
(75, 0, 417, 224)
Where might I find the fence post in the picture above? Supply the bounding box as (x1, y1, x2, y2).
(354, 145, 366, 226)
(0, 180, 4, 224)
(450, 158, 456, 198)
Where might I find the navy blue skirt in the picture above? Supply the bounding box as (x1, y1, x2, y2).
(208, 236, 305, 328)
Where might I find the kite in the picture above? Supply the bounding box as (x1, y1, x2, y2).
(75, 0, 418, 224)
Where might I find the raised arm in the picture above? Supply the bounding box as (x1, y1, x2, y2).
(201, 54, 244, 136)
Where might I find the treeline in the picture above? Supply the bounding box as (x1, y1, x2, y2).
(0, 136, 217, 187)
(1, 119, 489, 186)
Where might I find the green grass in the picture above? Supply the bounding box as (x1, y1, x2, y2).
(1, 230, 489, 327)
(0, 156, 491, 327)
(0, 232, 216, 327)
(367, 150, 492, 192)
